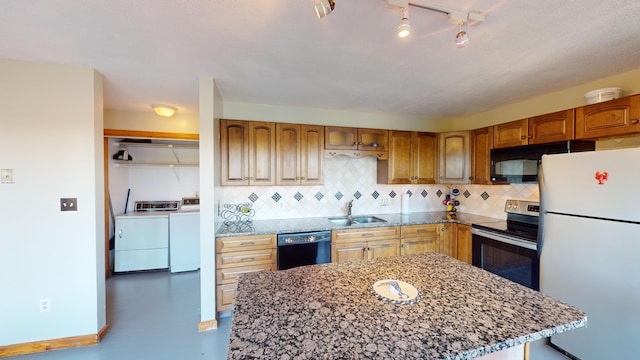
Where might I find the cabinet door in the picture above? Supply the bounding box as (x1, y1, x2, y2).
(367, 239, 400, 259)
(575, 95, 640, 139)
(412, 132, 438, 184)
(456, 224, 472, 264)
(220, 119, 250, 185)
(529, 109, 575, 144)
(216, 283, 237, 312)
(249, 121, 276, 185)
(276, 123, 300, 185)
(358, 128, 389, 151)
(325, 126, 358, 150)
(301, 125, 324, 185)
(438, 223, 457, 258)
(381, 130, 413, 184)
(332, 242, 367, 263)
(493, 119, 528, 148)
(401, 238, 437, 256)
(470, 127, 493, 185)
(438, 131, 470, 184)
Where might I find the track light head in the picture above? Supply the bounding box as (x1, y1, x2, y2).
(396, 8, 410, 38)
(455, 23, 470, 48)
(315, 0, 335, 19)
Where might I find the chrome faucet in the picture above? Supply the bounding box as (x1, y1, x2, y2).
(347, 200, 353, 218)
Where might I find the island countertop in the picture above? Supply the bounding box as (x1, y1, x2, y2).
(227, 253, 586, 360)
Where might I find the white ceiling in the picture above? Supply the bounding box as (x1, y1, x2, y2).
(2, 0, 640, 118)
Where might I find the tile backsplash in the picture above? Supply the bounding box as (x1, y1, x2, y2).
(222, 156, 539, 221)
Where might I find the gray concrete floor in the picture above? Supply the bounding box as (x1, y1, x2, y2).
(12, 270, 569, 359)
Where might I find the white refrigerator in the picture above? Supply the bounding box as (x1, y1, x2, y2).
(539, 147, 640, 359)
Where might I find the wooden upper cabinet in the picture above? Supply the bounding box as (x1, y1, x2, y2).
(494, 111, 574, 148)
(493, 119, 528, 148)
(325, 126, 388, 151)
(325, 126, 357, 150)
(575, 95, 640, 139)
(220, 119, 275, 186)
(470, 127, 493, 185)
(412, 132, 438, 184)
(276, 123, 323, 185)
(378, 131, 436, 184)
(438, 131, 470, 184)
(528, 109, 575, 144)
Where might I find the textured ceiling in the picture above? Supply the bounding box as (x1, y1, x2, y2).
(1, 0, 640, 118)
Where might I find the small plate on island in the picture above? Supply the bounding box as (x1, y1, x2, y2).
(370, 279, 421, 305)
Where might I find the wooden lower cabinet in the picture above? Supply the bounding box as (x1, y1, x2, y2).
(215, 234, 277, 313)
(400, 224, 438, 256)
(456, 224, 472, 264)
(437, 223, 457, 258)
(331, 226, 400, 263)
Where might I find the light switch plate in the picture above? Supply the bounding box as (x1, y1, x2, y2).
(60, 198, 78, 211)
(1, 169, 14, 184)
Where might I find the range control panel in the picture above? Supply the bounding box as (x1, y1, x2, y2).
(504, 199, 540, 217)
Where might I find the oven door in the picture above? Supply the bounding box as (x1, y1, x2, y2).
(472, 228, 540, 290)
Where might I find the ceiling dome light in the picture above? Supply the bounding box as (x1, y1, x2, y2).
(151, 104, 177, 117)
(397, 8, 411, 38)
(315, 0, 335, 19)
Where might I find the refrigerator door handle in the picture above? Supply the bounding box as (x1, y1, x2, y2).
(537, 160, 546, 258)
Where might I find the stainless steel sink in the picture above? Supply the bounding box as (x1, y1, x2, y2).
(328, 216, 387, 225)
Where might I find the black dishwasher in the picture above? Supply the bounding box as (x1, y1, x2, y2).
(277, 230, 331, 270)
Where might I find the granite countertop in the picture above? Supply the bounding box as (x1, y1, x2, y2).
(228, 253, 586, 360)
(216, 211, 503, 237)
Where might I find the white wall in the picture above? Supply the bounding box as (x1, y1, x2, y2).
(436, 67, 640, 132)
(222, 101, 432, 131)
(105, 109, 199, 134)
(198, 77, 223, 325)
(0, 59, 105, 345)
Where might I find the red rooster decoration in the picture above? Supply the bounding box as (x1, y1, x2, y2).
(595, 171, 608, 185)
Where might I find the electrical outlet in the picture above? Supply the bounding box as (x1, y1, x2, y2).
(40, 298, 50, 312)
(379, 198, 390, 206)
(60, 198, 78, 211)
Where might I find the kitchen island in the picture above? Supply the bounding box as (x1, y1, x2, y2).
(227, 253, 585, 359)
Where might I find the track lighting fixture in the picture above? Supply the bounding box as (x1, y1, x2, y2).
(315, 0, 335, 19)
(396, 8, 411, 38)
(385, 0, 484, 47)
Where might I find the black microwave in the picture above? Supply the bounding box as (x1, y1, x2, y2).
(490, 140, 595, 183)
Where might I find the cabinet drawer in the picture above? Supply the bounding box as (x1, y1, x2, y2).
(216, 263, 275, 284)
(332, 226, 400, 243)
(216, 234, 276, 253)
(216, 248, 276, 268)
(401, 224, 439, 239)
(216, 283, 237, 313)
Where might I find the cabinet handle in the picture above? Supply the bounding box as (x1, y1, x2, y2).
(528, 135, 533, 139)
(118, 229, 122, 238)
(240, 257, 255, 262)
(632, 119, 639, 125)
(417, 229, 427, 233)
(239, 242, 255, 246)
(361, 233, 374, 237)
(301, 177, 306, 180)
(441, 228, 447, 232)
(520, 135, 527, 140)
